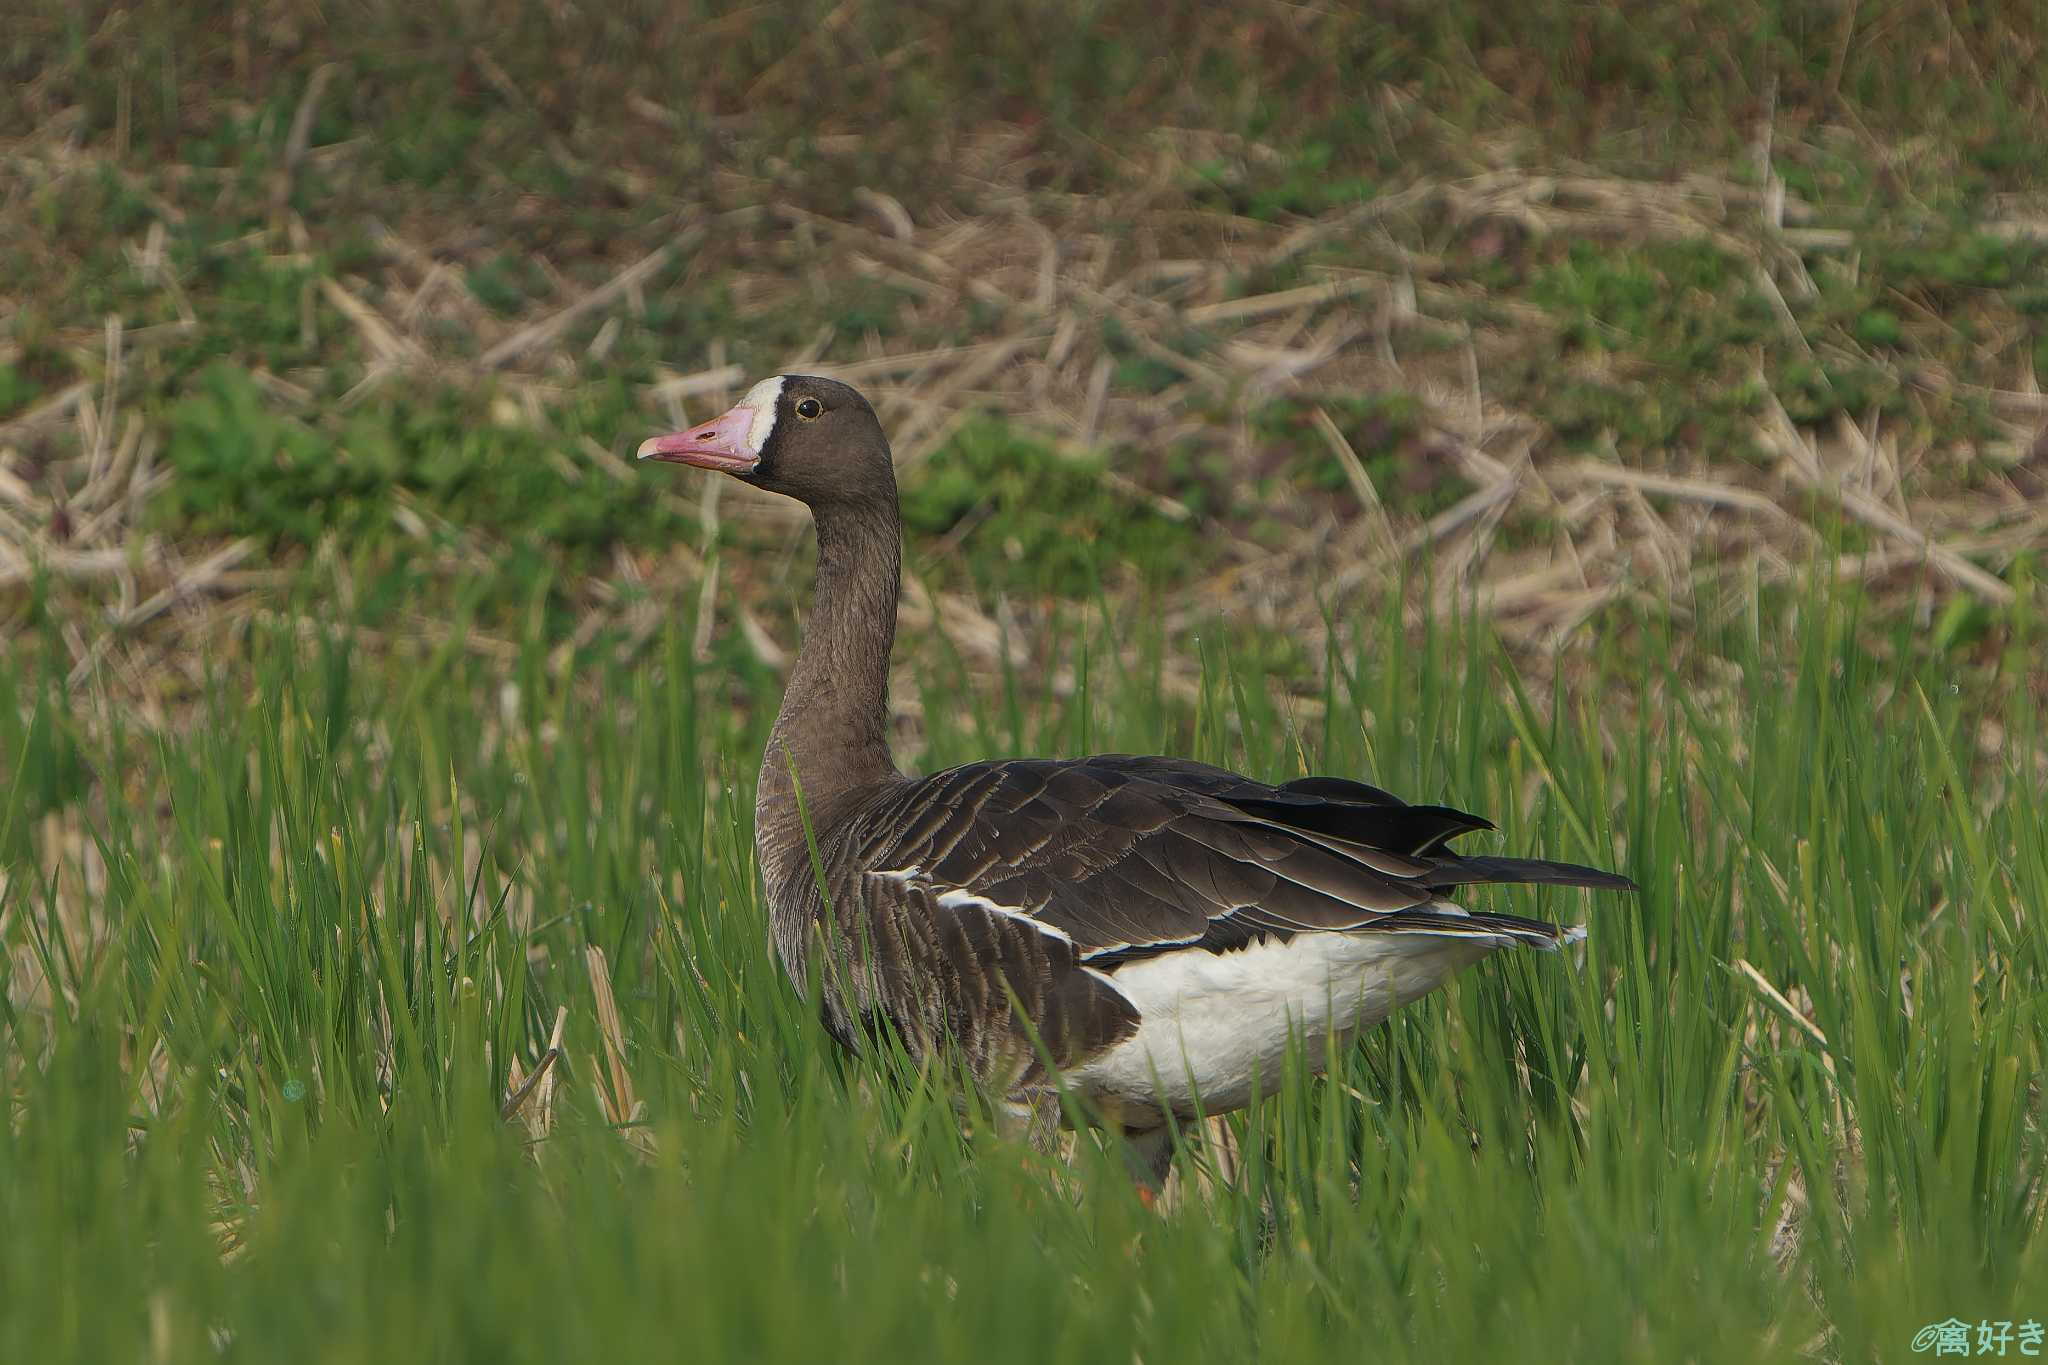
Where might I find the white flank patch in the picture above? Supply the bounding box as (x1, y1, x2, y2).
(738, 375, 785, 453)
(1069, 903, 1520, 1125)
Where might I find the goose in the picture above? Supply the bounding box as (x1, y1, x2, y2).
(640, 375, 1633, 1182)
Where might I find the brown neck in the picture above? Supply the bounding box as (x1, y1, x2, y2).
(755, 495, 903, 889)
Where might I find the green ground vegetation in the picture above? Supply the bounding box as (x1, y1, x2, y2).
(4, 577, 2045, 1361)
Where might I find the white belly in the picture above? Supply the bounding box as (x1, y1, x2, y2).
(1069, 924, 1507, 1126)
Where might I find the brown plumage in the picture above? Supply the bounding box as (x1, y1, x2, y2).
(640, 374, 1634, 1179)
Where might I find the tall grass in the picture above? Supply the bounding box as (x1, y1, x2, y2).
(1, 571, 2043, 1362)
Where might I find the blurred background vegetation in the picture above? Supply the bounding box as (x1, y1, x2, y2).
(3, 3, 2047, 1361)
(3, 0, 2045, 699)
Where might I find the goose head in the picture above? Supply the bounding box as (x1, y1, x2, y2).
(637, 374, 893, 509)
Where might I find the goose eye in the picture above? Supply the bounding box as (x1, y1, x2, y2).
(795, 397, 822, 420)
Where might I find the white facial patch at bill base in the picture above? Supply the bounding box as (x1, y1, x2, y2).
(737, 376, 786, 454)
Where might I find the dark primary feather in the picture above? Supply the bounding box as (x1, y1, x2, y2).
(790, 754, 1631, 1079)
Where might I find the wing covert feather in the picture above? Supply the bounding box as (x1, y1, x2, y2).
(848, 756, 1631, 962)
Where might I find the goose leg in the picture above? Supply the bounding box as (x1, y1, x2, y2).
(1125, 1127, 1176, 1200)
(997, 1090, 1064, 1156)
